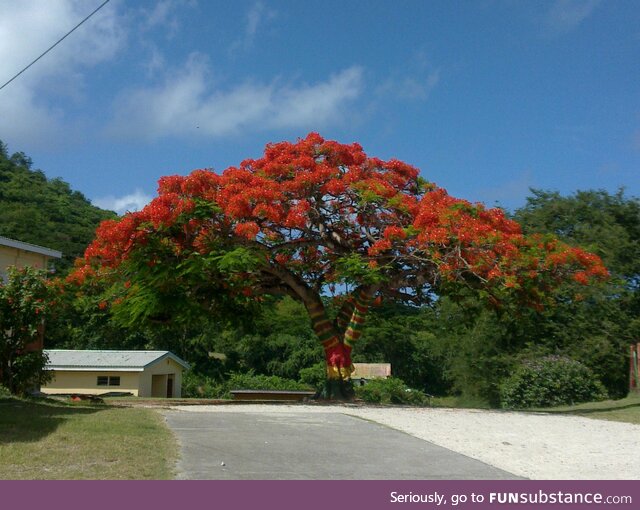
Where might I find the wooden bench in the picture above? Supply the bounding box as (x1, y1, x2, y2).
(230, 390, 316, 402)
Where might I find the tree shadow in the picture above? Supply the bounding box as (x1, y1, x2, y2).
(0, 397, 109, 444)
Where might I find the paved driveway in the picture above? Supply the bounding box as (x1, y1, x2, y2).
(164, 409, 520, 480)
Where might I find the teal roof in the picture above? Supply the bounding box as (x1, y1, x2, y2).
(0, 236, 62, 258)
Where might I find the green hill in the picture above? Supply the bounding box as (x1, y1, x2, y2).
(0, 141, 116, 274)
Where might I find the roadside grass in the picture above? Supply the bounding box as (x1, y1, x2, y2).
(430, 393, 640, 425)
(430, 395, 492, 409)
(0, 396, 177, 480)
(529, 393, 640, 425)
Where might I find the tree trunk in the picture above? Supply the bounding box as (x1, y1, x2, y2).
(306, 288, 373, 400)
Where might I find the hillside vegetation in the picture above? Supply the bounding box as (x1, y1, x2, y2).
(0, 141, 115, 274)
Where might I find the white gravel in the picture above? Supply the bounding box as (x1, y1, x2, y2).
(170, 404, 640, 479)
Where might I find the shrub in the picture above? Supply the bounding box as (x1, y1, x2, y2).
(298, 362, 326, 392)
(182, 370, 314, 399)
(354, 377, 428, 405)
(182, 371, 225, 398)
(0, 385, 11, 398)
(225, 371, 313, 397)
(500, 355, 608, 409)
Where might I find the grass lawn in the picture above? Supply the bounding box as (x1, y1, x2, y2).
(431, 393, 640, 425)
(0, 396, 178, 480)
(531, 393, 640, 425)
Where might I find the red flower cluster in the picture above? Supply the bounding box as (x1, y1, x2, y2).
(70, 132, 608, 301)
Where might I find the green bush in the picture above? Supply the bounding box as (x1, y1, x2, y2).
(500, 355, 608, 409)
(182, 370, 315, 399)
(298, 362, 326, 392)
(355, 377, 428, 405)
(0, 385, 11, 398)
(182, 371, 225, 398)
(225, 372, 313, 396)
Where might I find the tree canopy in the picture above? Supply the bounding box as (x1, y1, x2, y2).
(71, 133, 607, 397)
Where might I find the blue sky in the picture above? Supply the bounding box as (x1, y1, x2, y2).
(0, 0, 638, 214)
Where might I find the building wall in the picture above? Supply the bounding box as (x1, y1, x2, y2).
(40, 357, 185, 397)
(41, 371, 142, 396)
(0, 245, 49, 281)
(138, 358, 184, 398)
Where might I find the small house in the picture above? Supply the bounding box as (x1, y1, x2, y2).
(0, 236, 62, 356)
(351, 363, 392, 386)
(41, 350, 190, 398)
(0, 235, 62, 282)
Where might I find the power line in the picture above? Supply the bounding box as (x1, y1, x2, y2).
(0, 0, 111, 92)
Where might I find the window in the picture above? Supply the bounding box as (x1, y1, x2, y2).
(97, 376, 120, 386)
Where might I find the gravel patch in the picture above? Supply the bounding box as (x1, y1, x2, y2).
(170, 404, 640, 479)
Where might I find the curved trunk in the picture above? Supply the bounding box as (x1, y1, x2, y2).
(306, 288, 374, 400)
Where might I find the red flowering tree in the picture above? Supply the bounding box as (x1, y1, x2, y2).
(70, 133, 608, 398)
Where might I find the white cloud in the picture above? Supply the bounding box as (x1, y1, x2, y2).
(143, 46, 167, 78)
(543, 0, 601, 36)
(379, 70, 440, 102)
(93, 190, 152, 214)
(107, 54, 363, 140)
(140, 0, 196, 37)
(375, 51, 440, 102)
(0, 0, 125, 146)
(231, 1, 277, 53)
(246, 2, 266, 39)
(270, 67, 363, 128)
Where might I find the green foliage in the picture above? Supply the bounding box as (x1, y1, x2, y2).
(334, 253, 384, 285)
(0, 385, 11, 398)
(44, 274, 152, 351)
(181, 370, 314, 399)
(500, 356, 608, 409)
(225, 371, 313, 394)
(355, 377, 428, 405)
(221, 297, 322, 381)
(354, 301, 449, 395)
(0, 267, 53, 394)
(182, 371, 224, 398)
(514, 188, 640, 285)
(424, 296, 535, 405)
(0, 141, 115, 274)
(9, 352, 52, 395)
(213, 246, 263, 273)
(512, 188, 640, 398)
(298, 362, 326, 392)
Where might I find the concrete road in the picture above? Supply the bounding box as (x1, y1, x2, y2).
(164, 410, 521, 480)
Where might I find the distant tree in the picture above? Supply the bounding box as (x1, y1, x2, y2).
(354, 301, 448, 394)
(226, 297, 322, 381)
(514, 189, 640, 287)
(0, 267, 54, 395)
(70, 134, 608, 399)
(513, 188, 640, 397)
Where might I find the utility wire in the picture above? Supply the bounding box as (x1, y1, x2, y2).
(0, 0, 111, 92)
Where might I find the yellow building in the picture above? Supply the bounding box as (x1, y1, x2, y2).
(0, 236, 62, 358)
(42, 350, 190, 398)
(0, 235, 62, 282)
